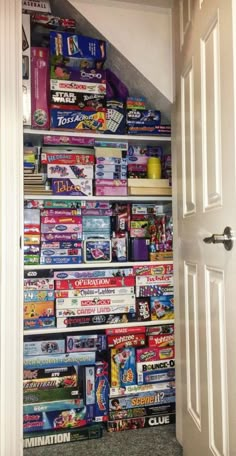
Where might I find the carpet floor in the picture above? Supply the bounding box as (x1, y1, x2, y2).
(24, 424, 183, 456)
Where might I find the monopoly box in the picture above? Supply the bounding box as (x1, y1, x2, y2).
(50, 79, 106, 95)
(23, 424, 103, 448)
(56, 295, 135, 309)
(107, 413, 175, 432)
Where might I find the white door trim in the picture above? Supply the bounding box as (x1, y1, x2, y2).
(0, 0, 23, 454)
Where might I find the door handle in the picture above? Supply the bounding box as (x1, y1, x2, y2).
(203, 226, 233, 251)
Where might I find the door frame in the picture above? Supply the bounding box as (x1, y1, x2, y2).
(0, 1, 23, 454)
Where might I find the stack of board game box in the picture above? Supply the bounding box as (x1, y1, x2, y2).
(23, 200, 173, 266)
(23, 263, 175, 447)
(94, 142, 128, 196)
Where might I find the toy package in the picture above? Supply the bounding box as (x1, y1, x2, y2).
(126, 110, 161, 126)
(84, 240, 112, 263)
(31, 47, 50, 129)
(111, 347, 136, 388)
(136, 346, 175, 363)
(51, 178, 93, 196)
(150, 296, 174, 321)
(23, 423, 103, 448)
(94, 362, 109, 421)
(135, 297, 151, 321)
(105, 100, 126, 135)
(22, 14, 31, 125)
(24, 317, 56, 330)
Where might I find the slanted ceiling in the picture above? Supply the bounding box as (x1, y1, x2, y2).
(50, 0, 172, 122)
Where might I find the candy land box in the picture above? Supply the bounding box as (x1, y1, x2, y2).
(109, 389, 175, 411)
(24, 339, 65, 356)
(23, 423, 103, 448)
(47, 164, 94, 179)
(51, 178, 93, 196)
(136, 346, 175, 363)
(56, 304, 135, 318)
(109, 402, 176, 421)
(50, 31, 106, 62)
(110, 347, 136, 388)
(107, 413, 175, 432)
(50, 109, 106, 131)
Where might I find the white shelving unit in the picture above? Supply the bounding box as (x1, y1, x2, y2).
(24, 129, 173, 334)
(24, 319, 174, 336)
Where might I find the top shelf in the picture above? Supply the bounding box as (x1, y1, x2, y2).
(23, 128, 171, 146)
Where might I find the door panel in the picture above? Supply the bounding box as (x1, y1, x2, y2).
(173, 0, 236, 455)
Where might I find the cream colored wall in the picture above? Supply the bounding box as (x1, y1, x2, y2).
(68, 0, 174, 103)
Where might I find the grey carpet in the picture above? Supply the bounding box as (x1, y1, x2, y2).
(24, 424, 183, 456)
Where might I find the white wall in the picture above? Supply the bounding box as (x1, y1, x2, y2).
(68, 0, 173, 102)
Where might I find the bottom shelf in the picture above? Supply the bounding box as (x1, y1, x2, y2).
(23, 319, 174, 336)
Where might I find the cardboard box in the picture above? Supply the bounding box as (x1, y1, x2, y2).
(22, 14, 31, 125)
(40, 256, 82, 265)
(54, 268, 133, 280)
(55, 276, 135, 290)
(126, 109, 161, 126)
(55, 286, 135, 299)
(94, 362, 109, 421)
(95, 186, 127, 196)
(128, 178, 169, 188)
(23, 405, 89, 430)
(56, 313, 136, 328)
(56, 295, 135, 309)
(47, 164, 94, 179)
(50, 109, 106, 131)
(136, 346, 175, 363)
(24, 301, 55, 319)
(56, 303, 135, 318)
(107, 413, 175, 432)
(23, 424, 103, 448)
(23, 278, 54, 291)
(22, 1, 51, 13)
(111, 347, 136, 388)
(109, 402, 176, 421)
(24, 339, 65, 356)
(31, 48, 50, 129)
(24, 352, 96, 369)
(133, 264, 173, 276)
(23, 365, 77, 380)
(41, 248, 82, 257)
(66, 335, 106, 353)
(24, 317, 56, 330)
(42, 153, 95, 166)
(50, 67, 106, 83)
(50, 79, 106, 95)
(84, 239, 112, 263)
(51, 178, 93, 196)
(50, 31, 106, 62)
(109, 389, 175, 411)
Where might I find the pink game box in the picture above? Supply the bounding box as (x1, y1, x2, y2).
(31, 47, 50, 129)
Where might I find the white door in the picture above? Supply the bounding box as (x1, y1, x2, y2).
(173, 0, 236, 455)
